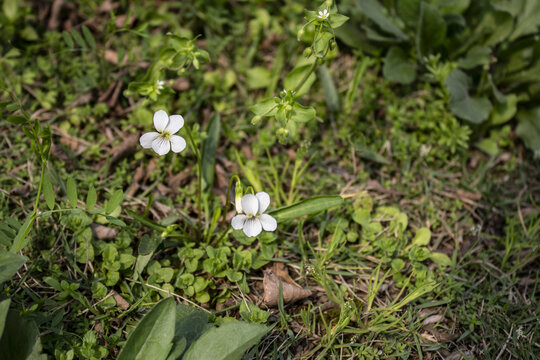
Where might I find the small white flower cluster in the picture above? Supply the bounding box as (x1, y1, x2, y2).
(318, 9, 329, 20)
(140, 110, 278, 238)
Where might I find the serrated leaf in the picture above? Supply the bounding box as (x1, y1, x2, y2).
(117, 297, 176, 360)
(66, 177, 78, 208)
(383, 47, 416, 84)
(269, 195, 343, 221)
(182, 321, 269, 360)
(43, 173, 55, 210)
(0, 251, 27, 284)
(86, 185, 97, 210)
(106, 189, 123, 214)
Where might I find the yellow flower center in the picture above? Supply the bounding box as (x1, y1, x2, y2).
(159, 131, 171, 141)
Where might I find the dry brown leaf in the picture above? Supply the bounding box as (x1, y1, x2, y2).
(422, 314, 443, 326)
(272, 262, 301, 287)
(111, 290, 129, 310)
(110, 133, 139, 166)
(263, 269, 311, 307)
(91, 224, 118, 240)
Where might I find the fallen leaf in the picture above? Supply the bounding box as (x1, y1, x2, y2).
(263, 269, 311, 307)
(111, 290, 129, 310)
(91, 223, 118, 240)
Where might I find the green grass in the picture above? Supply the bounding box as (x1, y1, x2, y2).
(1, 0, 539, 359)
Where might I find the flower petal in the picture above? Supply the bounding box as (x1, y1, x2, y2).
(170, 135, 186, 153)
(243, 218, 262, 237)
(231, 214, 246, 230)
(255, 192, 271, 213)
(259, 214, 277, 232)
(153, 110, 169, 132)
(165, 115, 184, 134)
(151, 137, 171, 156)
(140, 132, 159, 149)
(241, 194, 259, 216)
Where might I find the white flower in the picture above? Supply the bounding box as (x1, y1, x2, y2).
(318, 9, 329, 20)
(156, 80, 165, 90)
(139, 110, 187, 156)
(231, 192, 277, 237)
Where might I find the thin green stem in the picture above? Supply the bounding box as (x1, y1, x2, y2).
(293, 60, 318, 94)
(184, 124, 203, 235)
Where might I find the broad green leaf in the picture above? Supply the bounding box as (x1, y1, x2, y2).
(433, 0, 471, 15)
(171, 303, 209, 356)
(201, 113, 221, 190)
(445, 69, 492, 124)
(383, 47, 416, 84)
(357, 0, 408, 41)
(43, 173, 55, 211)
(0, 298, 10, 340)
(328, 13, 349, 29)
(430, 252, 453, 267)
(249, 97, 278, 117)
(0, 311, 41, 360)
(284, 64, 317, 97)
(166, 338, 186, 360)
(66, 177, 78, 208)
(81, 25, 95, 49)
(117, 297, 176, 360)
(396, 0, 420, 27)
(246, 67, 272, 90)
(318, 65, 340, 112)
(269, 196, 344, 221)
(290, 103, 316, 123)
(182, 321, 269, 360)
(2, 0, 17, 21)
(510, 0, 540, 41)
(86, 184, 97, 210)
(516, 109, 540, 152)
(106, 189, 123, 214)
(412, 227, 431, 246)
(457, 46, 491, 69)
(476, 138, 499, 156)
(417, 2, 446, 55)
(490, 94, 518, 125)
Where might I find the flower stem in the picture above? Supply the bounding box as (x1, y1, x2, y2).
(184, 124, 203, 236)
(293, 57, 318, 95)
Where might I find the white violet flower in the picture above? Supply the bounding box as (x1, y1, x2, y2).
(156, 80, 165, 90)
(318, 9, 329, 20)
(231, 192, 277, 237)
(140, 110, 187, 156)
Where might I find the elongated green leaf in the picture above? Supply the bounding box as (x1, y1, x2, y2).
(43, 173, 55, 210)
(86, 184, 97, 210)
(412, 227, 431, 246)
(417, 2, 446, 55)
(510, 0, 540, 41)
(358, 0, 408, 41)
(284, 63, 316, 97)
(201, 113, 221, 190)
(183, 321, 269, 360)
(318, 65, 340, 112)
(70, 29, 86, 48)
(269, 196, 344, 221)
(126, 209, 166, 232)
(290, 103, 316, 123)
(430, 252, 452, 267)
(62, 31, 74, 48)
(6, 115, 26, 124)
(106, 189, 123, 214)
(10, 215, 34, 253)
(118, 297, 176, 360)
(445, 69, 492, 124)
(81, 25, 95, 49)
(516, 108, 540, 152)
(66, 177, 78, 208)
(250, 97, 279, 117)
(0, 298, 10, 340)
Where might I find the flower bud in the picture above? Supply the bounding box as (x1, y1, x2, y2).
(317, 57, 325, 65)
(234, 181, 243, 213)
(329, 40, 336, 50)
(326, 0, 333, 7)
(303, 47, 312, 58)
(297, 27, 305, 40)
(251, 115, 262, 125)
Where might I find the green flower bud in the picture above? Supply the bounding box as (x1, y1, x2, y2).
(329, 40, 336, 50)
(234, 181, 243, 213)
(317, 57, 325, 65)
(297, 27, 305, 40)
(326, 0, 333, 7)
(303, 47, 312, 58)
(251, 115, 262, 125)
